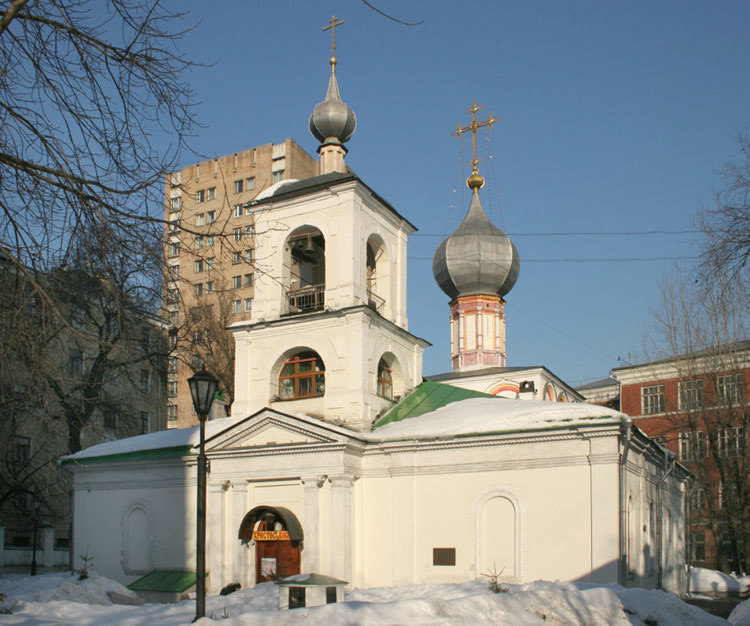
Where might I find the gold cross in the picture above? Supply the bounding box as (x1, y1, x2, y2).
(452, 101, 497, 171)
(323, 15, 344, 68)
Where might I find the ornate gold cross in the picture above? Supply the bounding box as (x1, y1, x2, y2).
(323, 15, 344, 68)
(452, 101, 497, 171)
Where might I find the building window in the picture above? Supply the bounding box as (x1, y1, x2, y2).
(679, 380, 704, 410)
(167, 404, 177, 421)
(68, 349, 84, 375)
(717, 427, 743, 457)
(233, 227, 242, 241)
(169, 263, 180, 278)
(690, 531, 706, 561)
(205, 281, 214, 294)
(244, 273, 253, 287)
(325, 586, 337, 604)
(679, 430, 706, 461)
(194, 259, 203, 273)
(233, 204, 243, 218)
(196, 212, 205, 226)
(272, 169, 285, 184)
(641, 385, 665, 415)
(245, 224, 254, 238)
(170, 196, 181, 211)
(196, 189, 205, 203)
(206, 210, 215, 224)
(717, 373, 744, 405)
(168, 356, 178, 373)
(103, 410, 118, 429)
(207, 187, 216, 201)
(245, 248, 254, 263)
(166, 288, 179, 304)
(195, 236, 204, 249)
(289, 587, 305, 609)
(206, 235, 215, 247)
(232, 276, 241, 289)
(194, 283, 203, 297)
(279, 351, 325, 400)
(193, 330, 203, 344)
(140, 411, 150, 434)
(140, 369, 151, 393)
(168, 242, 180, 257)
(13, 436, 30, 464)
(206, 257, 214, 271)
(246, 176, 255, 191)
(377, 358, 393, 400)
(690, 486, 705, 511)
(234, 180, 243, 194)
(244, 298, 253, 312)
(232, 299, 241, 314)
(168, 381, 178, 397)
(231, 252, 242, 265)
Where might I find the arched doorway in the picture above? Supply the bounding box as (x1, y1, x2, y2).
(238, 506, 303, 582)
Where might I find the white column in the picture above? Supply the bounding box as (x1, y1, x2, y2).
(329, 474, 355, 581)
(232, 481, 248, 586)
(301, 475, 325, 572)
(42, 526, 55, 568)
(208, 483, 226, 592)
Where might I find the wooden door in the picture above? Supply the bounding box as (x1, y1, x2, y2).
(254, 520, 301, 582)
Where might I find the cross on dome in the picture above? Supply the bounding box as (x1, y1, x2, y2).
(323, 15, 344, 72)
(452, 101, 498, 192)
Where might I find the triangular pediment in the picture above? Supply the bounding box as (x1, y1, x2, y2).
(205, 409, 357, 452)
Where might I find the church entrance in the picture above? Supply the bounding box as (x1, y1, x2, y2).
(238, 506, 303, 583)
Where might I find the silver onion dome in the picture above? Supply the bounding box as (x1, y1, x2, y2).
(433, 191, 520, 300)
(309, 69, 357, 145)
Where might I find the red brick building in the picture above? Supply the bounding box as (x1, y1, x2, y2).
(610, 341, 750, 573)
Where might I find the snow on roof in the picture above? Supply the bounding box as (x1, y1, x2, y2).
(371, 397, 628, 441)
(63, 418, 235, 461)
(63, 399, 627, 463)
(253, 178, 299, 201)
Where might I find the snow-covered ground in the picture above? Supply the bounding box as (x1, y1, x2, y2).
(691, 567, 750, 596)
(1, 570, 747, 625)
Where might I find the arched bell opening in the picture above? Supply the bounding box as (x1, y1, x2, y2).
(365, 234, 391, 318)
(284, 226, 325, 314)
(238, 506, 303, 583)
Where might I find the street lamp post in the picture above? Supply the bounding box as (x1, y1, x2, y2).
(187, 369, 218, 622)
(30, 498, 41, 576)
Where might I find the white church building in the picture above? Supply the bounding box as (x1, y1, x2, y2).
(63, 35, 690, 597)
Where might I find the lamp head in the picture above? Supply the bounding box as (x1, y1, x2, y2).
(188, 369, 219, 420)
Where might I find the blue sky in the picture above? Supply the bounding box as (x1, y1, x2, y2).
(174, 1, 750, 386)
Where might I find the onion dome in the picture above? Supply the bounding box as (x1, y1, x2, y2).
(433, 175, 520, 300)
(309, 64, 357, 145)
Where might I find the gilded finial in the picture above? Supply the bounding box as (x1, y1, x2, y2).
(323, 15, 344, 73)
(452, 101, 497, 193)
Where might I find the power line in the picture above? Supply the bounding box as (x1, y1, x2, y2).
(411, 229, 700, 238)
(409, 256, 699, 263)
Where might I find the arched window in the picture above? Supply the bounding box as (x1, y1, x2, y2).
(279, 351, 324, 400)
(377, 358, 393, 400)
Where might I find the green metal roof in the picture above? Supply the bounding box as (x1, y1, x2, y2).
(127, 570, 196, 593)
(374, 380, 499, 428)
(60, 445, 194, 466)
(276, 573, 348, 586)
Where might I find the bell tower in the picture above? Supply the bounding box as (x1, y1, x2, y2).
(231, 17, 428, 431)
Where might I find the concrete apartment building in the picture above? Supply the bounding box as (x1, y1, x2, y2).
(164, 139, 318, 428)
